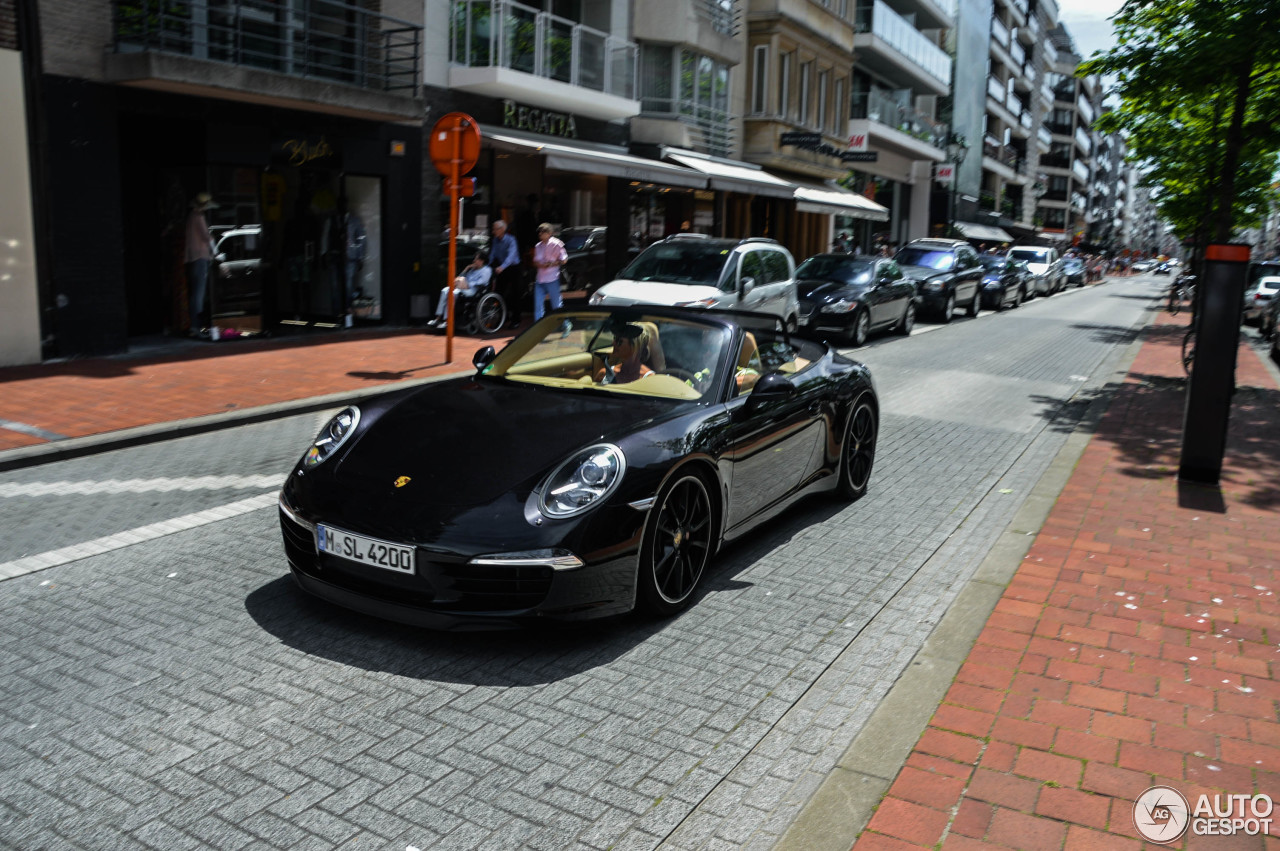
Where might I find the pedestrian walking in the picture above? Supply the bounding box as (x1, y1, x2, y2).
(490, 219, 522, 327)
(532, 224, 568, 321)
(184, 191, 218, 335)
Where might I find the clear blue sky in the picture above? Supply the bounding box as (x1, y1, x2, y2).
(1057, 0, 1123, 60)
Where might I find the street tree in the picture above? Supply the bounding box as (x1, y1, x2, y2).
(1079, 0, 1280, 246)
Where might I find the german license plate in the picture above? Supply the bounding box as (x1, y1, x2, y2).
(317, 524, 415, 575)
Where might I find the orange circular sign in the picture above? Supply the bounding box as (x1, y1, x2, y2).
(429, 112, 481, 176)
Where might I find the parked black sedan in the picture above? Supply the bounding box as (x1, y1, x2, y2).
(279, 307, 879, 629)
(894, 238, 984, 322)
(977, 255, 1025, 310)
(795, 254, 916, 346)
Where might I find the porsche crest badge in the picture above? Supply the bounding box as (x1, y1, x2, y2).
(393, 476, 411, 488)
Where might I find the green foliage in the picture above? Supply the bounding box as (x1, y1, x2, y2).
(1078, 0, 1280, 244)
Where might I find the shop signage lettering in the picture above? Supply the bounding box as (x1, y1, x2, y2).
(502, 99, 578, 139)
(841, 151, 879, 162)
(281, 136, 334, 166)
(783, 131, 868, 162)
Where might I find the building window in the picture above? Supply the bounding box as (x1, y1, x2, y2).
(817, 69, 829, 132)
(799, 61, 812, 125)
(752, 45, 768, 114)
(639, 44, 674, 113)
(677, 48, 732, 156)
(780, 52, 793, 119)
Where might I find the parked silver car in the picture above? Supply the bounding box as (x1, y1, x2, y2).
(1007, 245, 1065, 296)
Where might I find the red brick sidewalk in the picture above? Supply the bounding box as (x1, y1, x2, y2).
(0, 326, 505, 451)
(856, 312, 1280, 850)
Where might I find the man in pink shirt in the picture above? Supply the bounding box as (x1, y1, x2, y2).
(184, 192, 217, 333)
(532, 223, 568, 321)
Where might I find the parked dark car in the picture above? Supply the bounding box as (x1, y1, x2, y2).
(559, 226, 608, 294)
(977, 255, 1025, 310)
(894, 238, 983, 322)
(795, 254, 916, 346)
(279, 306, 879, 628)
(1062, 256, 1087, 287)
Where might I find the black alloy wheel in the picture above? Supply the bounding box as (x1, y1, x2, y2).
(897, 302, 915, 335)
(837, 398, 877, 501)
(967, 287, 981, 317)
(846, 310, 871, 347)
(940, 292, 956, 323)
(638, 473, 714, 615)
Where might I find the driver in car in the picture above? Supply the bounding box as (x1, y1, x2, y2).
(685, 330, 759, 394)
(595, 324, 654, 384)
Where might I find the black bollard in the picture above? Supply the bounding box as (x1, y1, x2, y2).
(1179, 243, 1249, 484)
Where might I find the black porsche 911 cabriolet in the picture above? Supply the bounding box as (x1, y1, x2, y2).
(278, 306, 878, 628)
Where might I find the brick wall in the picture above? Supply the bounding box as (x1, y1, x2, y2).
(0, 0, 16, 51)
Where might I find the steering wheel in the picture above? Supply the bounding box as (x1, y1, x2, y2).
(664, 368, 699, 384)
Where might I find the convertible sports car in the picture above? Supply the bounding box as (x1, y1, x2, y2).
(278, 307, 878, 628)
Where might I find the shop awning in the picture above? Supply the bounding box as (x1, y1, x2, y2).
(483, 131, 709, 190)
(666, 153, 797, 198)
(791, 182, 890, 222)
(955, 221, 1014, 242)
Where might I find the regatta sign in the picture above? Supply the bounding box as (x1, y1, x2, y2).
(501, 99, 578, 139)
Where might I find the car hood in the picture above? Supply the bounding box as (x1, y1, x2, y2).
(333, 377, 682, 507)
(595, 279, 724, 306)
(898, 264, 947, 282)
(797, 280, 869, 302)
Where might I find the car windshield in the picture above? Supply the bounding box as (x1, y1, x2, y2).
(895, 247, 955, 271)
(795, 256, 875, 286)
(1063, 258, 1084, 270)
(1009, 249, 1050, 264)
(618, 242, 733, 287)
(978, 255, 1007, 271)
(484, 312, 735, 401)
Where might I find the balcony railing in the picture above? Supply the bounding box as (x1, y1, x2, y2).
(855, 1, 951, 88)
(1077, 93, 1094, 125)
(452, 0, 637, 100)
(991, 17, 1009, 48)
(639, 98, 733, 158)
(1008, 39, 1025, 67)
(983, 137, 1020, 169)
(1037, 125, 1052, 147)
(1074, 125, 1092, 154)
(852, 89, 948, 147)
(112, 0, 421, 95)
(1019, 110, 1032, 130)
(1040, 152, 1069, 169)
(696, 0, 737, 36)
(987, 75, 1006, 101)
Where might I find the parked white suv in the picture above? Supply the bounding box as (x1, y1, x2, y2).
(1007, 245, 1065, 296)
(590, 236, 801, 330)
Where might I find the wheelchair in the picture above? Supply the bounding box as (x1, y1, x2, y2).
(450, 284, 507, 336)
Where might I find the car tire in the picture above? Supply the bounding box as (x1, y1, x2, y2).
(941, 293, 955, 323)
(967, 288, 981, 317)
(897, 302, 915, 335)
(637, 471, 714, 616)
(836, 396, 877, 501)
(845, 310, 870, 347)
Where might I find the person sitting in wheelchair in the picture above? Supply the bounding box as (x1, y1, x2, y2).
(429, 251, 491, 328)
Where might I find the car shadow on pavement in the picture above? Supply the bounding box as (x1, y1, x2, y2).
(243, 495, 848, 685)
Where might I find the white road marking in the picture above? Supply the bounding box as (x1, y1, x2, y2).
(0, 492, 280, 582)
(0, 475, 284, 497)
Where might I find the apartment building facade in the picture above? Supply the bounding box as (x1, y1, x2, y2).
(1035, 24, 1097, 245)
(16, 0, 428, 360)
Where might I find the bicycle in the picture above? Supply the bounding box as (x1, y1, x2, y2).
(1167, 274, 1195, 314)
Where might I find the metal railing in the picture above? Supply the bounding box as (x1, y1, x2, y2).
(695, 0, 737, 36)
(982, 137, 1020, 169)
(1037, 125, 1052, 146)
(851, 89, 948, 147)
(638, 99, 733, 157)
(1008, 38, 1025, 67)
(112, 0, 422, 95)
(452, 0, 637, 100)
(855, 1, 951, 87)
(987, 75, 1006, 101)
(991, 16, 1009, 48)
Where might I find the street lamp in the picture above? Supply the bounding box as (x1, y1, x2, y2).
(947, 133, 968, 238)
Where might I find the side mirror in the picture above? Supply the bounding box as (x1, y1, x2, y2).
(215, 253, 227, 263)
(741, 276, 756, 296)
(744, 372, 796, 411)
(473, 346, 496, 370)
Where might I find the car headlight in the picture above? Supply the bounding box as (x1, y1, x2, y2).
(820, 299, 860, 314)
(303, 406, 360, 468)
(540, 443, 626, 518)
(926, 280, 945, 291)
(675, 298, 719, 308)
(588, 291, 605, 305)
